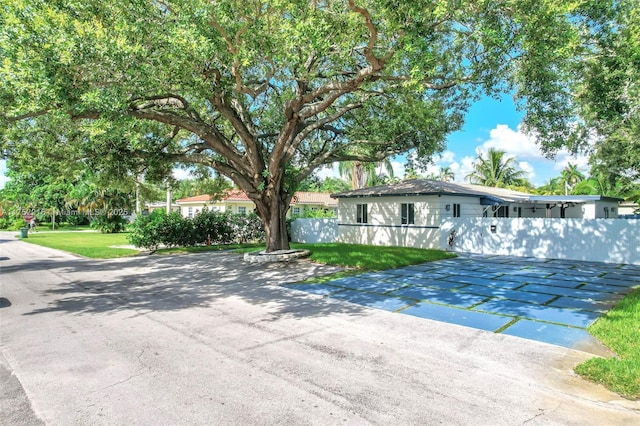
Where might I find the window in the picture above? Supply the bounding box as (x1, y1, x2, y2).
(356, 204, 368, 224)
(187, 207, 193, 218)
(292, 207, 301, 216)
(493, 206, 509, 217)
(401, 203, 415, 224)
(453, 204, 461, 218)
(225, 205, 233, 212)
(238, 206, 247, 215)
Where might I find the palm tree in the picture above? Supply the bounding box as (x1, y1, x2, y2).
(536, 177, 564, 195)
(559, 163, 585, 195)
(466, 148, 527, 187)
(339, 158, 394, 189)
(439, 166, 455, 182)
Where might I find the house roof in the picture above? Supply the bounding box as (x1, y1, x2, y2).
(331, 179, 531, 203)
(529, 195, 623, 203)
(176, 189, 251, 204)
(177, 190, 337, 207)
(292, 192, 338, 207)
(331, 179, 622, 204)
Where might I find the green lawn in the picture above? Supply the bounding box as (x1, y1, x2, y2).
(575, 288, 640, 400)
(21, 232, 138, 258)
(291, 243, 455, 270)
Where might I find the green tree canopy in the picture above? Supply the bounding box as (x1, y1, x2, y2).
(0, 0, 597, 251)
(520, 0, 639, 186)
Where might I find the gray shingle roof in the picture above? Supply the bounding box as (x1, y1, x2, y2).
(331, 179, 622, 204)
(331, 179, 532, 202)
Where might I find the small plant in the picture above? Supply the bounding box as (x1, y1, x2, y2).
(8, 218, 28, 231)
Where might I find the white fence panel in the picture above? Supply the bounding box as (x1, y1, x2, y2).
(291, 218, 338, 244)
(441, 218, 640, 265)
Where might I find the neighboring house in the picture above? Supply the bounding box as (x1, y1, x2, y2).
(290, 192, 338, 216)
(618, 201, 640, 217)
(145, 202, 180, 214)
(331, 179, 622, 248)
(175, 190, 337, 218)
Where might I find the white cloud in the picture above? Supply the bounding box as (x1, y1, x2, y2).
(551, 153, 590, 173)
(389, 160, 405, 179)
(479, 124, 544, 160)
(437, 150, 456, 164)
(518, 161, 535, 180)
(453, 156, 476, 183)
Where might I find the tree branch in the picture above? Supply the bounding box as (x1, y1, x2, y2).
(348, 0, 383, 70)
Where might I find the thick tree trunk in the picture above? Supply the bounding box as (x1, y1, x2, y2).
(253, 187, 291, 252)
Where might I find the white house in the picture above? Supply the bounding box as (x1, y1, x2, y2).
(332, 179, 622, 249)
(176, 189, 338, 218)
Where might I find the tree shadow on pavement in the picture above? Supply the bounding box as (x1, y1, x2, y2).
(14, 252, 369, 320)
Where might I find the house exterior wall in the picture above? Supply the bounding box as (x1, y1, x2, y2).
(337, 195, 482, 249)
(177, 200, 335, 218)
(179, 201, 254, 217)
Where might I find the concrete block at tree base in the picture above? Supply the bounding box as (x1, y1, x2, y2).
(244, 249, 311, 263)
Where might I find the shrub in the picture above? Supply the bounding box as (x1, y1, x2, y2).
(192, 209, 234, 245)
(128, 210, 166, 250)
(90, 215, 128, 233)
(230, 213, 265, 243)
(65, 214, 90, 226)
(128, 209, 265, 249)
(160, 212, 193, 247)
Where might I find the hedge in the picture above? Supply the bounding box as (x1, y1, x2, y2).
(128, 209, 265, 250)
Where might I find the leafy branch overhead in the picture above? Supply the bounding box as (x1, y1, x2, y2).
(0, 0, 624, 251)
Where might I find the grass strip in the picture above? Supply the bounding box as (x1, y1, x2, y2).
(21, 232, 138, 259)
(290, 243, 455, 270)
(575, 288, 640, 400)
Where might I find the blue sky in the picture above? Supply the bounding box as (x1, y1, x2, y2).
(0, 94, 588, 190)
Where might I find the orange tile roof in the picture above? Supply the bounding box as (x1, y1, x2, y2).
(176, 194, 213, 203)
(224, 189, 252, 201)
(177, 190, 336, 207)
(292, 192, 338, 207)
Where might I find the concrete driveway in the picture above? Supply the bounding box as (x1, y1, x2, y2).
(284, 255, 639, 355)
(1, 232, 639, 425)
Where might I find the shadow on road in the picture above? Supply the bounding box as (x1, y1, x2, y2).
(9, 251, 368, 320)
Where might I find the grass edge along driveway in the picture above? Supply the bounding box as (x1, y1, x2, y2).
(17, 231, 639, 399)
(575, 288, 640, 400)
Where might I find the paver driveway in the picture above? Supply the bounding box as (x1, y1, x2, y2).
(284, 254, 640, 354)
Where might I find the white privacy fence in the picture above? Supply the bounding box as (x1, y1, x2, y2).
(290, 218, 339, 244)
(291, 217, 640, 265)
(441, 218, 640, 265)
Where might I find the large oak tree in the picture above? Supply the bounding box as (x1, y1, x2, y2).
(1, 0, 590, 251)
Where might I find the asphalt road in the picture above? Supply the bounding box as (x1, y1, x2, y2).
(1, 232, 638, 425)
